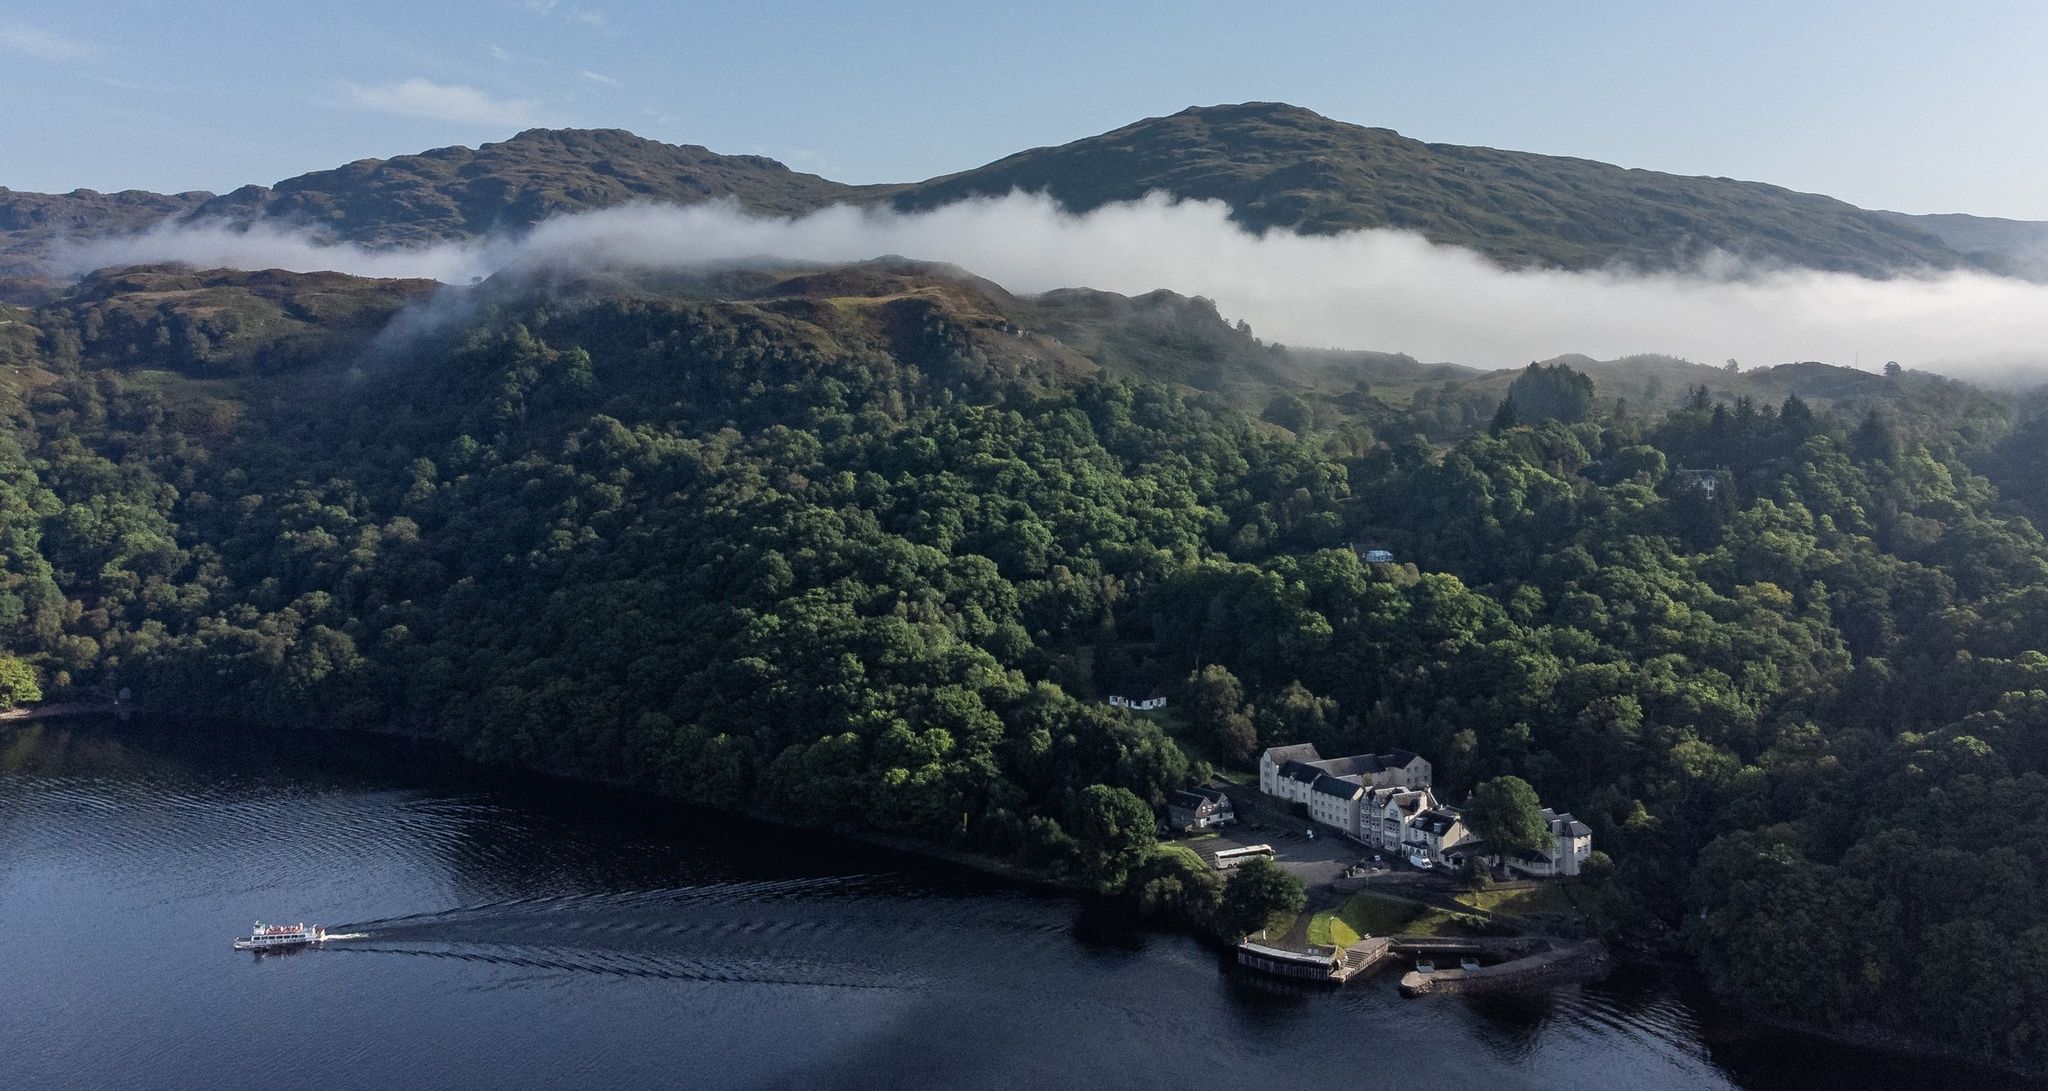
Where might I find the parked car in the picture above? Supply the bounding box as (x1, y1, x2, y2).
(1407, 852, 1434, 870)
(1460, 957, 1482, 972)
(1415, 959, 1437, 974)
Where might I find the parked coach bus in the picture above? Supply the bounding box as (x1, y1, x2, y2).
(1213, 844, 1276, 869)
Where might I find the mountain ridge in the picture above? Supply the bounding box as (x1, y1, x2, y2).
(3, 103, 2044, 292)
(890, 102, 1975, 274)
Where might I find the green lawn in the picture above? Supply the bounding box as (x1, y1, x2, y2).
(1258, 909, 1299, 942)
(1152, 843, 1211, 872)
(1452, 884, 1582, 919)
(1306, 893, 1482, 946)
(1306, 910, 1363, 948)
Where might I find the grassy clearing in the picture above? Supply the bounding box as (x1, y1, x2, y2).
(1306, 911, 1360, 948)
(1306, 893, 1483, 946)
(1258, 909, 1298, 942)
(1452, 884, 1582, 919)
(1153, 843, 1211, 872)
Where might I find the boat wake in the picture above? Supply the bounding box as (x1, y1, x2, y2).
(296, 878, 1062, 992)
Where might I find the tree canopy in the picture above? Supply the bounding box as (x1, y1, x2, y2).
(0, 656, 40, 709)
(1465, 775, 1550, 858)
(1218, 857, 1305, 938)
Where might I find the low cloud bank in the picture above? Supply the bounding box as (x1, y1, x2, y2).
(57, 220, 492, 284)
(50, 193, 2048, 374)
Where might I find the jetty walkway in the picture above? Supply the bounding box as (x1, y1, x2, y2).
(1236, 935, 1391, 983)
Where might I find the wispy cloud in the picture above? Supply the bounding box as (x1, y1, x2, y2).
(346, 78, 548, 128)
(522, 1, 606, 26)
(485, 42, 552, 66)
(579, 69, 622, 88)
(0, 23, 92, 59)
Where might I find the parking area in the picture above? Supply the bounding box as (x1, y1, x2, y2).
(1171, 784, 1458, 891)
(1192, 822, 1362, 885)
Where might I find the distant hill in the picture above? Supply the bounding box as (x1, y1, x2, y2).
(891, 103, 1978, 276)
(1878, 211, 2048, 280)
(7, 104, 2043, 293)
(185, 128, 889, 248)
(0, 186, 214, 248)
(0, 187, 215, 301)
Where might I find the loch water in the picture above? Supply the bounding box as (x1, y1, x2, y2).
(1, 720, 2036, 1091)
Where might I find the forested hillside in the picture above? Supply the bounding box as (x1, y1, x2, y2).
(6, 263, 2048, 1064)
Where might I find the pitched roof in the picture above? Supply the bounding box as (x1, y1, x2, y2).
(1168, 790, 1215, 811)
(1311, 750, 1427, 778)
(1282, 760, 1323, 784)
(1188, 785, 1231, 805)
(1262, 743, 1322, 766)
(1414, 809, 1462, 836)
(1308, 754, 1380, 778)
(1312, 773, 1363, 799)
(1541, 808, 1592, 838)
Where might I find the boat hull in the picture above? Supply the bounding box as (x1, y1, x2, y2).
(232, 924, 325, 951)
(232, 937, 322, 951)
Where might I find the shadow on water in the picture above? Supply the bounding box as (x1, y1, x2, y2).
(1068, 897, 1153, 951)
(321, 942, 915, 990)
(1458, 987, 1564, 1065)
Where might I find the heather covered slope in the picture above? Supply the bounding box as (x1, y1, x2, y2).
(186, 128, 889, 247)
(892, 103, 1978, 275)
(45, 266, 440, 376)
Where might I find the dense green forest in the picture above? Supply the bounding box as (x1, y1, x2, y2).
(7, 262, 2048, 1065)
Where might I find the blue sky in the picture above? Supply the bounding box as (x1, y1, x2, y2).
(4, 0, 2045, 219)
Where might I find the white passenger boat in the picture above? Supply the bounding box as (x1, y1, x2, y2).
(232, 921, 326, 951)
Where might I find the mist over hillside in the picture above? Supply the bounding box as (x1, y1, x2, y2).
(8, 104, 2046, 384)
(43, 194, 2048, 384)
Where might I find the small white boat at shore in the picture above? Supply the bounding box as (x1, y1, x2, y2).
(232, 921, 325, 951)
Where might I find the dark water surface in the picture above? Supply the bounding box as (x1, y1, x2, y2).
(2, 720, 2037, 1091)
